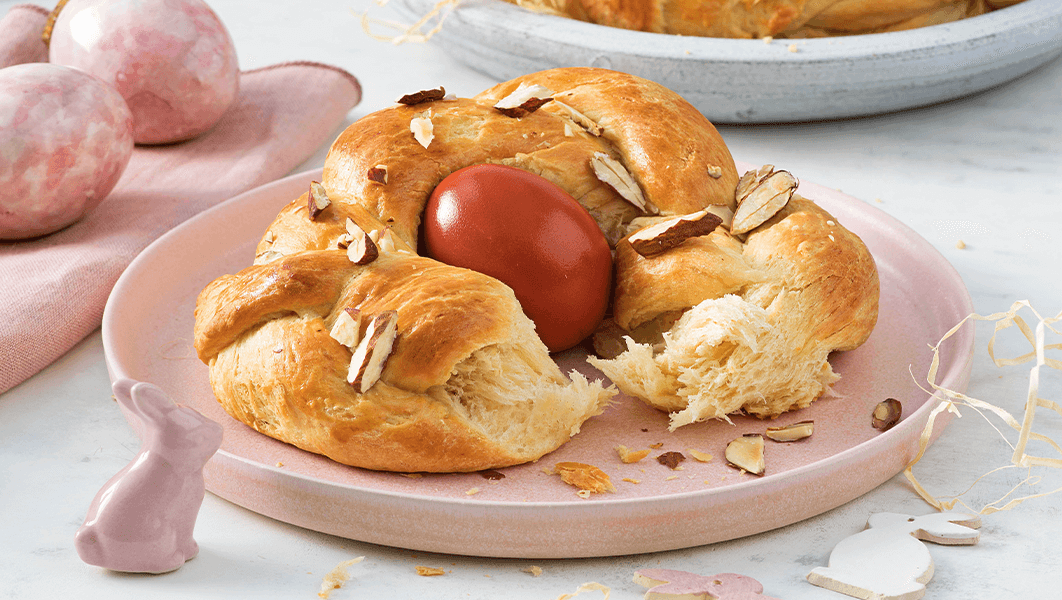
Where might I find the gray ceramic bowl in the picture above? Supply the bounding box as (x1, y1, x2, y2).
(394, 0, 1062, 123)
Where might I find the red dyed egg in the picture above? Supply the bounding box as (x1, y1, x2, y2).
(424, 164, 612, 352)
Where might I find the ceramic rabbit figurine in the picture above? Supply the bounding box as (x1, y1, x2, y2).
(74, 379, 223, 573)
(807, 512, 982, 600)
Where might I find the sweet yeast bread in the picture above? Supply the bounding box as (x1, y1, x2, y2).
(193, 67, 878, 471)
(511, 0, 1009, 38)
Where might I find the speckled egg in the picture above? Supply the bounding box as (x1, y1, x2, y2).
(0, 63, 134, 240)
(48, 0, 240, 145)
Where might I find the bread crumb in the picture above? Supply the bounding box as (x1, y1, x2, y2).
(416, 566, 446, 576)
(616, 445, 650, 463)
(707, 165, 723, 178)
(555, 581, 612, 600)
(762, 36, 773, 44)
(466, 487, 480, 496)
(875, 197, 883, 203)
(956, 240, 966, 249)
(788, 44, 799, 53)
(665, 475, 678, 481)
(553, 462, 616, 495)
(687, 449, 713, 462)
(622, 477, 641, 484)
(649, 442, 664, 449)
(523, 565, 544, 577)
(400, 473, 423, 478)
(276, 461, 284, 467)
(318, 556, 364, 598)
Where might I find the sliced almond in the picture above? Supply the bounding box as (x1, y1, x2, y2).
(591, 152, 657, 214)
(735, 164, 775, 200)
(308, 181, 331, 220)
(367, 165, 388, 184)
(553, 100, 603, 136)
(725, 434, 766, 476)
(263, 230, 274, 244)
(345, 218, 363, 236)
(336, 233, 354, 249)
(872, 398, 902, 431)
(495, 97, 552, 118)
(347, 231, 379, 265)
(731, 167, 797, 235)
(329, 308, 362, 349)
(687, 449, 713, 462)
(494, 83, 554, 110)
(656, 451, 686, 470)
(410, 111, 434, 149)
(615, 445, 650, 464)
(627, 209, 723, 257)
(377, 227, 397, 253)
(347, 311, 399, 393)
(552, 462, 615, 494)
(765, 420, 814, 442)
(705, 204, 734, 230)
(255, 250, 283, 264)
(397, 86, 445, 105)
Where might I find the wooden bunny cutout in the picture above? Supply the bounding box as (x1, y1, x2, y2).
(634, 569, 780, 600)
(74, 379, 223, 573)
(806, 512, 982, 600)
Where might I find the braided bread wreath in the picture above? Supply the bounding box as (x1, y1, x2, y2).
(193, 67, 879, 474)
(510, 0, 1024, 39)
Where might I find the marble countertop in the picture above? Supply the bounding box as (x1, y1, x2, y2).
(2, 1, 1060, 598)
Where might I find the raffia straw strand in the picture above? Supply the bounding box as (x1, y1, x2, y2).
(904, 300, 1062, 514)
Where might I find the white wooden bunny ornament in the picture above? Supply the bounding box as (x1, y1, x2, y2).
(74, 379, 223, 573)
(807, 512, 982, 600)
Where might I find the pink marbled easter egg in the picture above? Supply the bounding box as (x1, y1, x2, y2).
(0, 63, 134, 240)
(49, 0, 240, 145)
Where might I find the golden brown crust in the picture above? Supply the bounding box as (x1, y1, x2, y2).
(742, 196, 879, 352)
(591, 191, 879, 425)
(193, 67, 879, 470)
(512, 0, 1001, 38)
(612, 229, 765, 330)
(207, 317, 520, 473)
(475, 68, 739, 213)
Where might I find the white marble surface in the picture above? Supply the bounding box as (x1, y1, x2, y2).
(1, 1, 1060, 598)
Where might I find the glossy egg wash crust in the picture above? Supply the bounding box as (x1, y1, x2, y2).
(192, 67, 879, 473)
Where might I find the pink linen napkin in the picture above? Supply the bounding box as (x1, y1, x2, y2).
(0, 4, 363, 394)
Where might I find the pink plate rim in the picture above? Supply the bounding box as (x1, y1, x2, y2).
(101, 165, 975, 556)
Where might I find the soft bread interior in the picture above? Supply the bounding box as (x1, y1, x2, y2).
(430, 317, 613, 460)
(589, 294, 839, 430)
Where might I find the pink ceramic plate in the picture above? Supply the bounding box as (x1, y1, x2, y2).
(102, 164, 974, 558)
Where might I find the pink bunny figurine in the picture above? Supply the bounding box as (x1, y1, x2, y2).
(74, 379, 223, 573)
(807, 512, 982, 600)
